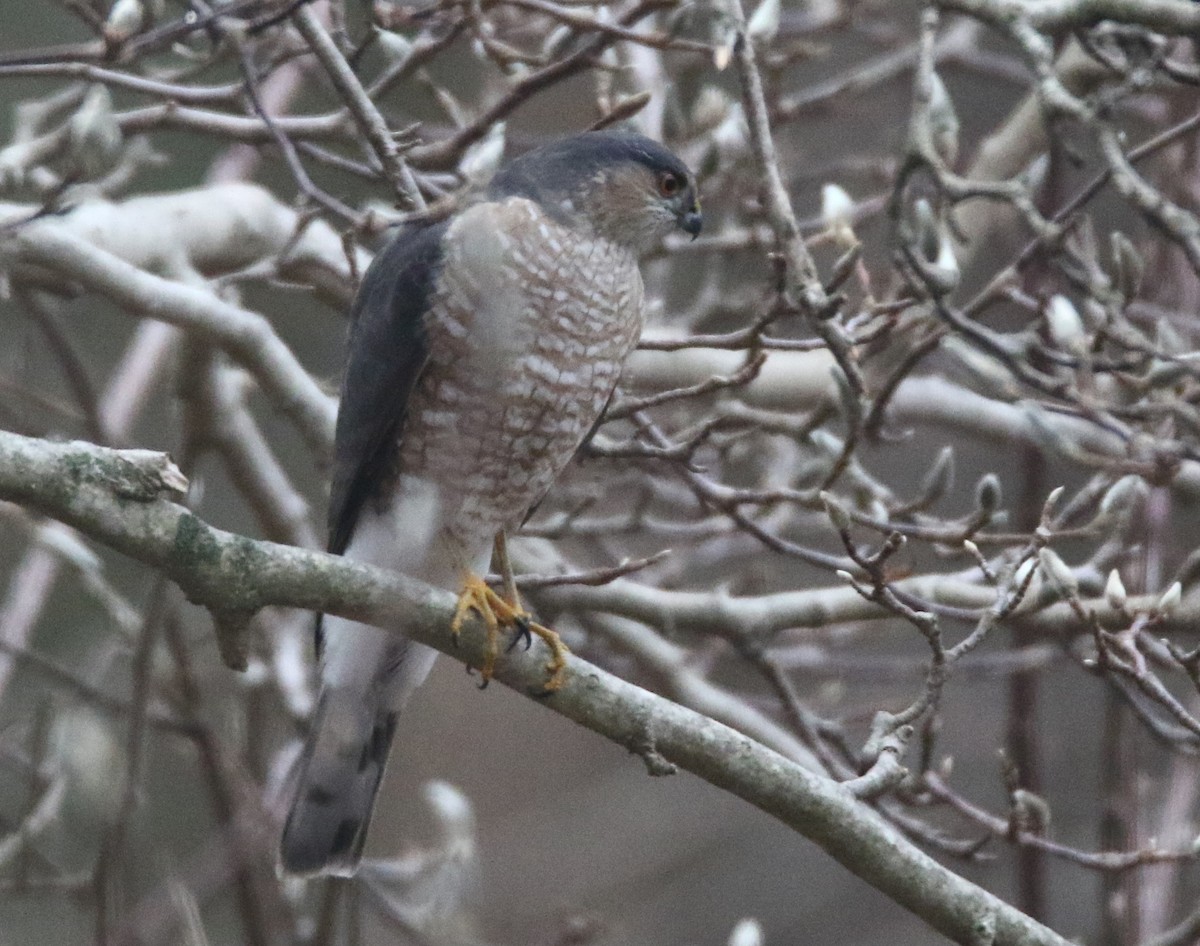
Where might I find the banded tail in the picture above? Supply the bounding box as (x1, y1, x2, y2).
(280, 684, 399, 875)
(278, 501, 466, 874)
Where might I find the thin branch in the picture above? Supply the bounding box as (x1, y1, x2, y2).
(7, 224, 336, 455)
(291, 6, 425, 211)
(0, 429, 1073, 946)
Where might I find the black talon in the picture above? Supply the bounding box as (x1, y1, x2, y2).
(507, 615, 533, 653)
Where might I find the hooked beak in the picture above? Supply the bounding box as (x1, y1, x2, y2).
(680, 208, 703, 240)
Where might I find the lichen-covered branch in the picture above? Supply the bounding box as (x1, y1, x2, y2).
(0, 429, 1070, 946)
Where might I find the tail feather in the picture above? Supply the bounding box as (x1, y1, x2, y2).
(280, 507, 462, 874)
(280, 688, 399, 875)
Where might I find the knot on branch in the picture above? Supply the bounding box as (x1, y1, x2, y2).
(68, 446, 189, 502)
(844, 711, 913, 800)
(626, 711, 677, 777)
(969, 907, 997, 946)
(210, 605, 256, 672)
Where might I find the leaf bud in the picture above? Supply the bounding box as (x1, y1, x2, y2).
(820, 183, 856, 246)
(975, 473, 1002, 514)
(927, 71, 960, 166)
(919, 446, 955, 506)
(1038, 548, 1078, 598)
(1110, 231, 1144, 302)
(821, 491, 852, 531)
(375, 29, 414, 68)
(1099, 475, 1146, 518)
(105, 0, 145, 42)
(746, 0, 781, 45)
(729, 919, 764, 946)
(1045, 295, 1086, 353)
(1105, 570, 1128, 610)
(1157, 582, 1182, 617)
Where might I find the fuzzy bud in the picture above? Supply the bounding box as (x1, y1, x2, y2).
(691, 86, 733, 135)
(1105, 570, 1128, 610)
(1157, 582, 1182, 617)
(1099, 475, 1146, 519)
(1045, 295, 1086, 353)
(746, 0, 781, 45)
(424, 780, 476, 855)
(1012, 788, 1052, 835)
(729, 919, 764, 946)
(1038, 548, 1078, 598)
(820, 183, 856, 246)
(927, 71, 960, 167)
(975, 473, 1002, 514)
(1156, 319, 1185, 356)
(808, 429, 843, 457)
(375, 29, 414, 68)
(711, 9, 738, 72)
(1110, 231, 1144, 302)
(919, 446, 955, 506)
(1019, 153, 1050, 193)
(931, 230, 960, 292)
(459, 122, 506, 182)
(913, 198, 940, 263)
(821, 491, 852, 532)
(710, 103, 749, 162)
(105, 0, 145, 42)
(66, 85, 123, 180)
(1013, 558, 1037, 590)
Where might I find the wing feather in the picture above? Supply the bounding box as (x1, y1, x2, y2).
(327, 220, 449, 556)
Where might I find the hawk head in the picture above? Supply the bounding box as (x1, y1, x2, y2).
(489, 130, 702, 256)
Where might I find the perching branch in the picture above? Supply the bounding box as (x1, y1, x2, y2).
(0, 429, 1071, 946)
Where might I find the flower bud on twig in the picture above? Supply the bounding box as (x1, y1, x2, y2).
(975, 473, 1002, 515)
(746, 0, 781, 45)
(821, 491, 852, 532)
(927, 71, 960, 167)
(1110, 231, 1144, 302)
(1156, 582, 1182, 617)
(1099, 475, 1146, 519)
(729, 918, 764, 946)
(1105, 570, 1128, 610)
(820, 183, 856, 246)
(1045, 295, 1086, 353)
(105, 0, 145, 42)
(918, 446, 955, 507)
(375, 29, 414, 69)
(1038, 548, 1078, 598)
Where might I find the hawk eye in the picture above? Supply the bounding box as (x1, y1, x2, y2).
(657, 172, 683, 198)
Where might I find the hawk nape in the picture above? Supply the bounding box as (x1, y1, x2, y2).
(280, 130, 702, 875)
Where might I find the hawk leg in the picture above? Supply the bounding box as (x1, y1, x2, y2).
(450, 575, 569, 692)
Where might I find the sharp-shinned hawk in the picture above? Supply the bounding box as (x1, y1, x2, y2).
(280, 130, 701, 875)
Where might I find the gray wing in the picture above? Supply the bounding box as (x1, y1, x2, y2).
(328, 220, 449, 557)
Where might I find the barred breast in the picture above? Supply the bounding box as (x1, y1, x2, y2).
(397, 197, 644, 552)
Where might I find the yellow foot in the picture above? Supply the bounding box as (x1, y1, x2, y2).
(449, 575, 569, 692)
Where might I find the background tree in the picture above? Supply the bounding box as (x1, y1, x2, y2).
(2, 0, 1200, 944)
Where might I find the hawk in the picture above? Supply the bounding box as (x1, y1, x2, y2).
(280, 131, 701, 874)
